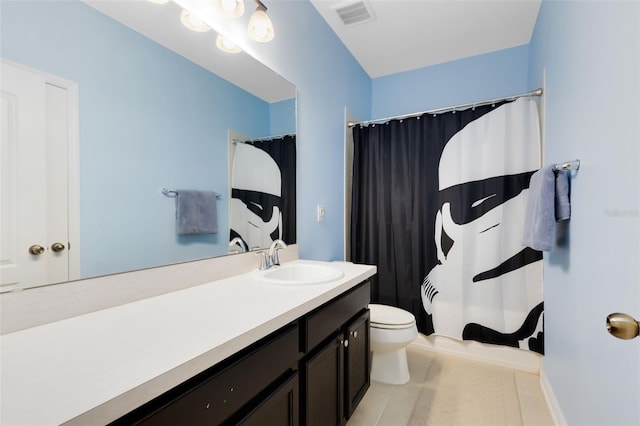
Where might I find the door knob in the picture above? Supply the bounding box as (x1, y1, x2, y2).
(51, 242, 65, 252)
(606, 313, 640, 340)
(29, 244, 45, 255)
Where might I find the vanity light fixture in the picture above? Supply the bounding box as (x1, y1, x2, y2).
(248, 0, 274, 42)
(216, 34, 242, 53)
(214, 0, 245, 18)
(180, 9, 211, 32)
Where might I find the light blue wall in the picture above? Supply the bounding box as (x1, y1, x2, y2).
(1, 1, 272, 277)
(529, 1, 639, 424)
(270, 98, 296, 135)
(372, 45, 530, 119)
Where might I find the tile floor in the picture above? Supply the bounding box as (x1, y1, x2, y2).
(347, 343, 554, 426)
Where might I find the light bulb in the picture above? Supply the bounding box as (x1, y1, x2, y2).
(252, 16, 268, 37)
(216, 34, 242, 53)
(215, 0, 245, 18)
(248, 8, 274, 42)
(221, 0, 235, 13)
(180, 10, 211, 32)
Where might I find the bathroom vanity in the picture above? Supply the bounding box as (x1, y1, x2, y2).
(0, 260, 376, 425)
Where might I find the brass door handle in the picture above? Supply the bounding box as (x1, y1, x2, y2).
(606, 313, 640, 340)
(51, 242, 65, 252)
(29, 244, 45, 255)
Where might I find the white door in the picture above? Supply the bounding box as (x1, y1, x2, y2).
(0, 61, 79, 291)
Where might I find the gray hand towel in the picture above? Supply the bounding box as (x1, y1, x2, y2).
(522, 166, 556, 251)
(176, 190, 218, 235)
(555, 170, 571, 221)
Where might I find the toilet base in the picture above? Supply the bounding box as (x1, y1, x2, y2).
(370, 347, 410, 385)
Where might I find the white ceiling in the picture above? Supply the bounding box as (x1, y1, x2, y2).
(309, 0, 542, 78)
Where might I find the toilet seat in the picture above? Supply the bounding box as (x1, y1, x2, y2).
(369, 304, 416, 330)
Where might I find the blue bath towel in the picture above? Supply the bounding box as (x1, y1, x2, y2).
(522, 166, 556, 251)
(176, 190, 218, 235)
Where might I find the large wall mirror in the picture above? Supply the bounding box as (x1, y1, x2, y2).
(0, 0, 296, 291)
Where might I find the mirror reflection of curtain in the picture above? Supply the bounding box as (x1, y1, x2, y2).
(351, 99, 544, 354)
(230, 135, 296, 250)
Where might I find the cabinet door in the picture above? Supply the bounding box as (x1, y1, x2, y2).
(344, 310, 370, 419)
(237, 372, 299, 426)
(304, 334, 344, 426)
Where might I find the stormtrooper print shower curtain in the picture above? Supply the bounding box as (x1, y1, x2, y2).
(351, 98, 544, 354)
(230, 135, 296, 250)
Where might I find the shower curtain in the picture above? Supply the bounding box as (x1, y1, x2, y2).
(230, 135, 296, 249)
(351, 99, 544, 354)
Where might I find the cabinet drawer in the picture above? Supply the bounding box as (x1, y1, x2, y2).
(304, 280, 370, 352)
(130, 323, 300, 425)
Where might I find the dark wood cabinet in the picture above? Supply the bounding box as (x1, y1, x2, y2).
(112, 280, 371, 426)
(302, 282, 371, 426)
(236, 372, 299, 426)
(344, 310, 370, 419)
(304, 334, 344, 426)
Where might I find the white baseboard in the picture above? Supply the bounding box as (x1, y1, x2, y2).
(540, 368, 567, 426)
(410, 333, 542, 374)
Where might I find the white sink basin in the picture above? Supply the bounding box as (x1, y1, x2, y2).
(252, 263, 344, 285)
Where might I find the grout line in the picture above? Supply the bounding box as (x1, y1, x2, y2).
(373, 385, 393, 426)
(515, 373, 527, 425)
(508, 371, 526, 426)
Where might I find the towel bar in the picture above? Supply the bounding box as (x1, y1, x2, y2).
(161, 188, 222, 199)
(553, 159, 580, 171)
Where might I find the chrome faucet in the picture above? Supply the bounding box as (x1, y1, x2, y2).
(256, 239, 288, 270)
(229, 237, 247, 253)
(268, 239, 287, 266)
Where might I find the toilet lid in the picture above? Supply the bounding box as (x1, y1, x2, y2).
(369, 304, 416, 327)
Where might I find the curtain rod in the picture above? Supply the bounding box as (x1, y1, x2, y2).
(232, 132, 295, 144)
(347, 88, 543, 128)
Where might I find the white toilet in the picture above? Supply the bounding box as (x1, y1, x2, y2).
(369, 304, 418, 385)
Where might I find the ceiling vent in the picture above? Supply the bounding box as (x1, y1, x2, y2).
(333, 0, 375, 26)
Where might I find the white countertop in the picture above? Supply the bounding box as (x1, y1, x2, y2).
(0, 260, 376, 425)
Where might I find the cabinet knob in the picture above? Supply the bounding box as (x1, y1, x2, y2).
(343, 339, 349, 348)
(351, 330, 358, 338)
